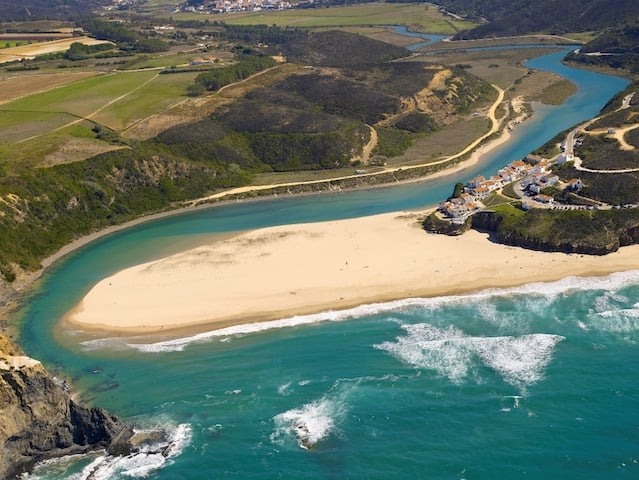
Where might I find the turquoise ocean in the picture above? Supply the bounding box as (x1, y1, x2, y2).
(13, 39, 639, 479)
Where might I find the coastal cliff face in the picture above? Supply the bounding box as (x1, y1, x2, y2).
(471, 211, 639, 255)
(0, 335, 133, 478)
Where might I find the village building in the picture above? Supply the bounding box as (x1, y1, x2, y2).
(498, 167, 517, 183)
(439, 196, 479, 218)
(540, 174, 559, 186)
(529, 164, 549, 176)
(471, 186, 490, 200)
(529, 183, 543, 194)
(466, 175, 485, 189)
(556, 153, 574, 165)
(509, 160, 529, 174)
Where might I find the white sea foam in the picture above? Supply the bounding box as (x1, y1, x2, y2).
(472, 334, 562, 390)
(271, 380, 357, 450)
(589, 307, 639, 333)
(375, 323, 563, 392)
(582, 292, 639, 334)
(24, 423, 192, 480)
(271, 395, 346, 450)
(78, 270, 639, 353)
(375, 324, 474, 383)
(278, 382, 293, 395)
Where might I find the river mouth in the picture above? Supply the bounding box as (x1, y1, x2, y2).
(13, 28, 634, 480)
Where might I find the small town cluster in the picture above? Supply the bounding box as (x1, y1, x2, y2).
(439, 152, 583, 224)
(178, 0, 300, 14)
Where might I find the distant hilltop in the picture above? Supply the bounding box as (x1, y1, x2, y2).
(430, 0, 639, 39)
(0, 0, 115, 21)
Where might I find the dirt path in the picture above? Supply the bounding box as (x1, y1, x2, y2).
(570, 121, 639, 173)
(356, 125, 378, 165)
(610, 124, 639, 151)
(190, 84, 505, 205)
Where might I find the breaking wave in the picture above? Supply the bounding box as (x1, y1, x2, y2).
(271, 396, 345, 450)
(24, 423, 191, 480)
(375, 323, 564, 393)
(78, 270, 639, 353)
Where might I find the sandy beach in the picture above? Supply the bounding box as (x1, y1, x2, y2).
(67, 211, 639, 334)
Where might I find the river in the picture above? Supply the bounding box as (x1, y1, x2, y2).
(16, 36, 636, 480)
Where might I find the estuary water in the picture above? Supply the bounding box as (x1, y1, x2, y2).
(15, 40, 638, 479)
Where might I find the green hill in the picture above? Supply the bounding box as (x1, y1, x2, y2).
(567, 22, 639, 73)
(0, 0, 110, 21)
(433, 0, 639, 38)
(0, 28, 492, 281)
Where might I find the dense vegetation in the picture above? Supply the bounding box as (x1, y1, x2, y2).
(554, 165, 639, 206)
(0, 27, 493, 282)
(575, 135, 639, 170)
(432, 0, 639, 39)
(194, 54, 276, 91)
(80, 19, 169, 53)
(567, 22, 639, 73)
(0, 0, 109, 21)
(65, 42, 115, 61)
(162, 54, 490, 172)
(215, 23, 307, 46)
(472, 206, 639, 255)
(281, 30, 408, 67)
(0, 148, 249, 279)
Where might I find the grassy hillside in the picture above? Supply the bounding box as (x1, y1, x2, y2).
(0, 0, 109, 21)
(0, 27, 494, 282)
(567, 22, 639, 73)
(281, 30, 408, 67)
(434, 0, 639, 38)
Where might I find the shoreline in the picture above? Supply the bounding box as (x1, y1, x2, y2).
(0, 88, 515, 325)
(66, 211, 639, 336)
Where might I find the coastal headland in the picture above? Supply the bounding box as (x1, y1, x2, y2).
(67, 211, 639, 335)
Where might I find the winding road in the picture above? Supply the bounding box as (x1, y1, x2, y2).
(191, 84, 505, 205)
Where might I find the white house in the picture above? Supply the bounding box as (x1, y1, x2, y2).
(556, 153, 574, 165)
(467, 175, 485, 189)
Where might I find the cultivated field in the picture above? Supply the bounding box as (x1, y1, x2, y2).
(0, 69, 199, 138)
(92, 71, 200, 130)
(172, 3, 476, 33)
(0, 121, 127, 168)
(0, 71, 99, 105)
(0, 37, 112, 64)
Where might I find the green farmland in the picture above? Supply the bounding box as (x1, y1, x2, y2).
(174, 3, 476, 34)
(0, 70, 196, 141)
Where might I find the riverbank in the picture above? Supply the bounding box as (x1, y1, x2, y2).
(66, 210, 639, 335)
(0, 84, 513, 326)
(187, 85, 505, 206)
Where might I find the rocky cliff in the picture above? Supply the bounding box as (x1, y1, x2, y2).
(0, 335, 133, 478)
(471, 210, 639, 255)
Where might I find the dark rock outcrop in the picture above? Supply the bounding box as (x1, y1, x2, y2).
(0, 335, 133, 479)
(422, 213, 472, 236)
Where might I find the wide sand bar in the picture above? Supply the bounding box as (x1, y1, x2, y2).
(67, 212, 639, 334)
